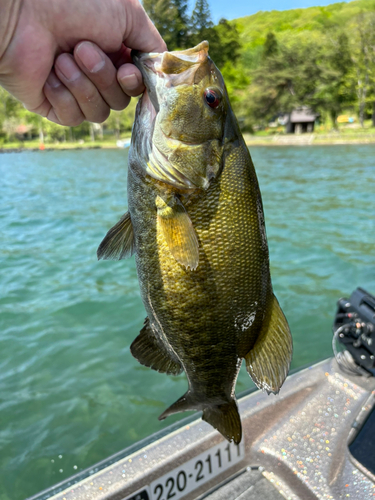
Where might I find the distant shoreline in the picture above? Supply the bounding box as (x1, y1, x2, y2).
(0, 144, 120, 154)
(2, 133, 375, 153)
(1, 145, 105, 154)
(242, 133, 375, 147)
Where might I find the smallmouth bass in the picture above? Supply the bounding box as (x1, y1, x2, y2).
(98, 42, 292, 444)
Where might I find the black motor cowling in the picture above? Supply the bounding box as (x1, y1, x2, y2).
(333, 287, 375, 376)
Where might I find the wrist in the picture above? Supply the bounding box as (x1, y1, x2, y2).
(0, 0, 23, 62)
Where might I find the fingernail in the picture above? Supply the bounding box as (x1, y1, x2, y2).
(56, 54, 80, 82)
(45, 72, 61, 89)
(120, 73, 139, 90)
(76, 42, 105, 73)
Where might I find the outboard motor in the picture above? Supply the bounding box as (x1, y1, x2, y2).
(334, 288, 375, 478)
(333, 287, 375, 377)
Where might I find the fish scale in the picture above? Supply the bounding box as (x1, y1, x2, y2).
(98, 42, 293, 443)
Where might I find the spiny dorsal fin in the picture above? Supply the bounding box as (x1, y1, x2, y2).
(130, 318, 183, 375)
(97, 211, 135, 260)
(156, 195, 199, 271)
(245, 294, 293, 395)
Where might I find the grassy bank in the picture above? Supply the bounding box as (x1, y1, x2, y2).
(243, 132, 375, 146)
(0, 137, 131, 152)
(2, 127, 375, 152)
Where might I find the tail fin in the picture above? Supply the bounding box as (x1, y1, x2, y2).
(159, 393, 242, 444)
(158, 392, 197, 421)
(202, 400, 242, 444)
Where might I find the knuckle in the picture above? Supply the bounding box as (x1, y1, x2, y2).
(97, 76, 116, 93)
(80, 89, 99, 105)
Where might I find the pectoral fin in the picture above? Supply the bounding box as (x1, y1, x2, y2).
(97, 212, 135, 260)
(245, 295, 293, 394)
(130, 318, 183, 375)
(156, 195, 199, 271)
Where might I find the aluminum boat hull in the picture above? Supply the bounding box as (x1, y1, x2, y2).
(28, 358, 375, 500)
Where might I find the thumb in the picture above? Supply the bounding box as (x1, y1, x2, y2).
(0, 20, 55, 116)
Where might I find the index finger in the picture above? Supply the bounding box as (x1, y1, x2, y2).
(122, 0, 167, 53)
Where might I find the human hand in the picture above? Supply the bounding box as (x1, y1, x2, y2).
(0, 0, 166, 126)
(47, 41, 146, 125)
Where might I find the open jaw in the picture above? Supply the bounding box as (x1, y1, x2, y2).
(131, 41, 212, 123)
(131, 42, 216, 191)
(132, 41, 210, 88)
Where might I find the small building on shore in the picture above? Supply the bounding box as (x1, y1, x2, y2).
(276, 107, 320, 133)
(283, 107, 320, 134)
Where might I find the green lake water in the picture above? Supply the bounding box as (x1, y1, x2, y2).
(1, 146, 374, 500)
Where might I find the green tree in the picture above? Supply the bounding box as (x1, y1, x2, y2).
(209, 19, 241, 68)
(263, 32, 278, 59)
(0, 87, 23, 124)
(105, 101, 137, 139)
(316, 32, 354, 128)
(247, 35, 323, 126)
(143, 0, 189, 50)
(347, 13, 375, 127)
(364, 14, 375, 127)
(190, 0, 213, 40)
(174, 0, 190, 48)
(0, 87, 28, 141)
(143, 0, 179, 49)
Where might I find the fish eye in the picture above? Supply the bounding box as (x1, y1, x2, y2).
(204, 89, 221, 109)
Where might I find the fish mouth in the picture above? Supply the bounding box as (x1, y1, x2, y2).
(132, 41, 209, 89)
(131, 42, 216, 191)
(132, 41, 210, 117)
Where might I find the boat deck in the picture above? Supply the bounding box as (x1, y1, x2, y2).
(202, 467, 284, 499)
(28, 358, 375, 500)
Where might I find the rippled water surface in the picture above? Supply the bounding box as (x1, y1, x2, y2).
(1, 146, 374, 500)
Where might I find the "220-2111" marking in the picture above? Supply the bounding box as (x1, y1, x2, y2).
(150, 440, 244, 500)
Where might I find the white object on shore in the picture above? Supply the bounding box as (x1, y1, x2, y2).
(116, 139, 131, 148)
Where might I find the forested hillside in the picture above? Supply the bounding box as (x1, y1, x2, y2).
(1, 0, 375, 144)
(230, 0, 375, 129)
(238, 0, 375, 45)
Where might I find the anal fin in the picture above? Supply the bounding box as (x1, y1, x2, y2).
(97, 211, 135, 260)
(245, 294, 293, 395)
(130, 318, 183, 376)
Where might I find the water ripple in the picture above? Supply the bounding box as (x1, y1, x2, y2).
(0, 146, 374, 499)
